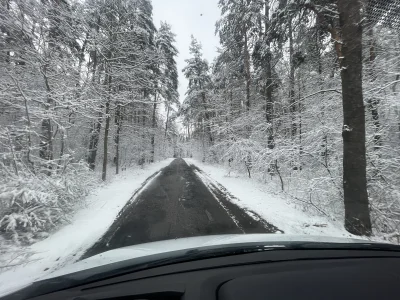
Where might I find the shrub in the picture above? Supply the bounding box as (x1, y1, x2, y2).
(0, 160, 96, 245)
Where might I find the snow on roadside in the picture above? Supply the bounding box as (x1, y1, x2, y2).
(0, 158, 173, 296)
(185, 158, 354, 238)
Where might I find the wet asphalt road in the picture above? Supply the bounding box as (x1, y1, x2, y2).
(83, 158, 280, 258)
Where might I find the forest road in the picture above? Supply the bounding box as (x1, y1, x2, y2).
(83, 158, 281, 259)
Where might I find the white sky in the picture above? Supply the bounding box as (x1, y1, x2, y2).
(152, 0, 220, 103)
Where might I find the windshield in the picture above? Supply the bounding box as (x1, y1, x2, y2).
(1, 0, 399, 294)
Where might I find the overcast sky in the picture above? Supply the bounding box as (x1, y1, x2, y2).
(152, 0, 220, 103)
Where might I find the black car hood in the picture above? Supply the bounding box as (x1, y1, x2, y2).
(3, 234, 398, 300)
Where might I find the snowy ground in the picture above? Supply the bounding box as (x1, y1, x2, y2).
(0, 157, 379, 296)
(0, 159, 173, 297)
(185, 158, 356, 238)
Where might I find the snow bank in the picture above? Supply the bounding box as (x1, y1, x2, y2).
(0, 159, 173, 296)
(185, 158, 354, 238)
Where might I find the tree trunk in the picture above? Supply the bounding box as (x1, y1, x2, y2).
(102, 101, 110, 181)
(244, 26, 251, 110)
(40, 73, 54, 170)
(39, 117, 53, 162)
(114, 103, 121, 174)
(165, 104, 170, 138)
(60, 128, 65, 159)
(265, 0, 274, 149)
(202, 119, 206, 162)
(338, 0, 372, 236)
(202, 92, 213, 143)
(102, 68, 112, 181)
(141, 102, 147, 164)
(288, 18, 296, 137)
(87, 110, 102, 170)
(316, 28, 328, 160)
(150, 93, 158, 163)
(298, 75, 303, 169)
(2, 0, 11, 64)
(87, 31, 102, 170)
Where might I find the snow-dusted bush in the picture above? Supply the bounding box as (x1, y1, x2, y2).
(0, 160, 96, 245)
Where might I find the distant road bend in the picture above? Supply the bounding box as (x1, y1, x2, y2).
(84, 158, 281, 258)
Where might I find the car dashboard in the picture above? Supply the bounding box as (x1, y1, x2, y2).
(5, 245, 400, 300)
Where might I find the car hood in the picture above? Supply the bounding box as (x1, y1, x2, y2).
(43, 234, 371, 279)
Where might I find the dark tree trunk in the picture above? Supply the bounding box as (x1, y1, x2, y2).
(114, 103, 121, 174)
(40, 72, 54, 170)
(139, 97, 147, 165)
(39, 117, 53, 162)
(201, 92, 213, 144)
(150, 96, 157, 163)
(288, 18, 296, 137)
(2, 0, 11, 64)
(87, 111, 102, 170)
(60, 129, 65, 159)
(202, 119, 206, 162)
(165, 104, 170, 138)
(338, 0, 372, 236)
(244, 26, 251, 110)
(102, 101, 110, 181)
(87, 29, 102, 170)
(102, 69, 112, 181)
(265, 0, 274, 149)
(298, 77, 303, 168)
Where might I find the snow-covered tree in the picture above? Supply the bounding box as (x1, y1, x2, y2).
(181, 37, 213, 161)
(0, 0, 179, 244)
(182, 0, 400, 239)
(151, 21, 179, 162)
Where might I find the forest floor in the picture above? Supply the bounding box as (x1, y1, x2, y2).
(0, 157, 357, 296)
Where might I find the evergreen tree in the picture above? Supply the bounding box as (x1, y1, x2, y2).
(181, 37, 212, 161)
